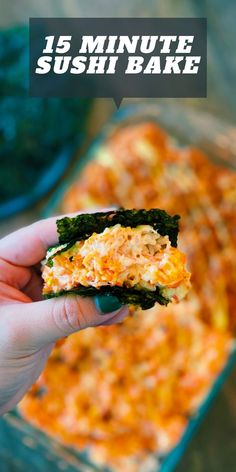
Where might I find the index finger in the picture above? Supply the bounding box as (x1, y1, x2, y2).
(0, 208, 115, 267)
(0, 216, 60, 266)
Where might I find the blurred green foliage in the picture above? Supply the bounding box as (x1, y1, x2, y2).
(0, 26, 90, 205)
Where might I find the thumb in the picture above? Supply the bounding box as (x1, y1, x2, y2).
(3, 295, 128, 351)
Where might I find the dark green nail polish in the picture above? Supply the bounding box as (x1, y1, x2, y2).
(94, 295, 122, 314)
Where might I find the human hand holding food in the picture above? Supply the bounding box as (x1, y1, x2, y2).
(0, 214, 129, 416)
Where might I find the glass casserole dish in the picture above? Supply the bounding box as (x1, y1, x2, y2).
(1, 101, 236, 472)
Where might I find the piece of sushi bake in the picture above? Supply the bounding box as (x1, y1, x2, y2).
(42, 209, 191, 309)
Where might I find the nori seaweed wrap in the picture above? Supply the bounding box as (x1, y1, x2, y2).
(42, 209, 190, 309)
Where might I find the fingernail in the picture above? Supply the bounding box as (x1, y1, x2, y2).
(94, 295, 123, 314)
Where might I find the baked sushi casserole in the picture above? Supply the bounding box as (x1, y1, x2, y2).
(20, 122, 236, 472)
(42, 209, 191, 309)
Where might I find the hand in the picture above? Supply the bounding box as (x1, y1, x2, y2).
(0, 214, 129, 415)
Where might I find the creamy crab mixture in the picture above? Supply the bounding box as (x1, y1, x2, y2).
(42, 224, 191, 302)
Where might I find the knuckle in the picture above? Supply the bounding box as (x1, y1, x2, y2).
(52, 296, 85, 335)
(0, 319, 24, 352)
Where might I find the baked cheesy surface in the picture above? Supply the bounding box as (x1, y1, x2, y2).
(20, 122, 236, 472)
